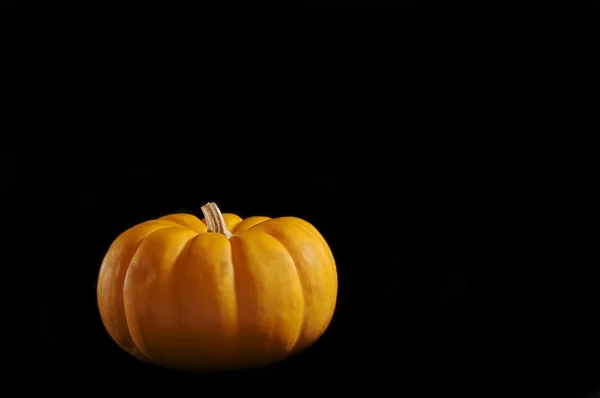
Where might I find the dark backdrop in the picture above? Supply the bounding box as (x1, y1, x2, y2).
(1, 0, 431, 6)
(3, 137, 596, 398)
(0, 30, 596, 398)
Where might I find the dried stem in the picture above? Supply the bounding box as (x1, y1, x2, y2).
(201, 202, 232, 238)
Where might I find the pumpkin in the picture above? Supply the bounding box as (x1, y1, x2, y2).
(97, 202, 338, 371)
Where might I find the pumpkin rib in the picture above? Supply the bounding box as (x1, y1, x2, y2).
(229, 231, 305, 365)
(231, 216, 272, 233)
(146, 220, 185, 228)
(118, 231, 162, 365)
(98, 222, 179, 365)
(261, 231, 306, 353)
(159, 214, 208, 234)
(260, 217, 338, 277)
(279, 217, 338, 282)
(168, 232, 201, 345)
(223, 213, 244, 232)
(149, 219, 191, 230)
(147, 232, 240, 371)
(122, 226, 195, 365)
(226, 234, 243, 363)
(153, 230, 201, 368)
(252, 218, 337, 354)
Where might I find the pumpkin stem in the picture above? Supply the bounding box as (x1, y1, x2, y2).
(201, 202, 233, 238)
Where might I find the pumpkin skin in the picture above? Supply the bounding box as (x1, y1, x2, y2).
(96, 204, 338, 372)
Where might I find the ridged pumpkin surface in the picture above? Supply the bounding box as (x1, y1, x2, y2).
(97, 206, 337, 371)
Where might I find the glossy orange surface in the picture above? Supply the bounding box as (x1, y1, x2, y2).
(97, 210, 338, 371)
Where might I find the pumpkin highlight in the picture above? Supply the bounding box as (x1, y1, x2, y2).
(97, 202, 338, 371)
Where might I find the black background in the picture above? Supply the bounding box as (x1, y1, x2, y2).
(4, 133, 597, 398)
(1, 0, 431, 6)
(0, 22, 597, 398)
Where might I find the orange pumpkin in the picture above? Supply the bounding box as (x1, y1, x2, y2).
(97, 202, 338, 371)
